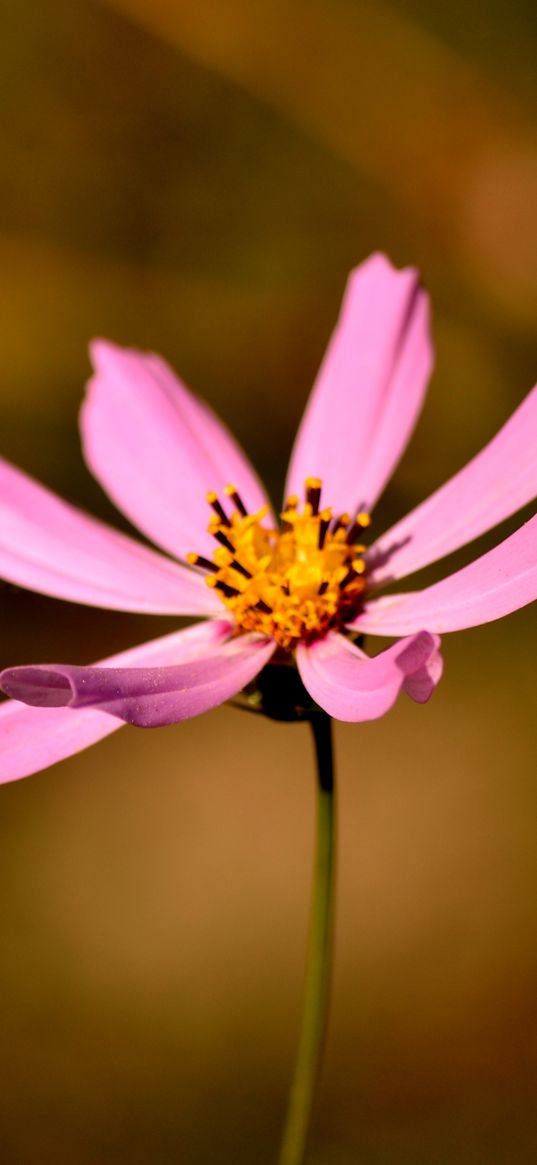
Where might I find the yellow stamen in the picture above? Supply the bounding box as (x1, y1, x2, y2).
(191, 481, 371, 649)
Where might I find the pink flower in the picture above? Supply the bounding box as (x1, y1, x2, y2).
(1, 254, 536, 782)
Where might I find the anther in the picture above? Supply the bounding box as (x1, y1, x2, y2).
(194, 475, 369, 643)
(346, 521, 361, 545)
(318, 511, 331, 550)
(230, 558, 253, 579)
(212, 528, 235, 553)
(331, 513, 350, 536)
(206, 491, 231, 527)
(346, 512, 371, 544)
(281, 504, 295, 532)
(254, 599, 272, 614)
(224, 484, 248, 517)
(305, 477, 322, 516)
(339, 565, 359, 590)
(209, 578, 241, 598)
(186, 552, 219, 573)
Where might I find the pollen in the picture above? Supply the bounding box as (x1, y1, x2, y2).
(187, 482, 370, 650)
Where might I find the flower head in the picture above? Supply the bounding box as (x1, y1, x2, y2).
(1, 254, 536, 781)
(187, 481, 370, 649)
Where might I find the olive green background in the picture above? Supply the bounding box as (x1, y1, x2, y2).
(1, 1, 536, 1161)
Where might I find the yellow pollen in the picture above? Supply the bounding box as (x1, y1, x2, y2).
(191, 480, 371, 650)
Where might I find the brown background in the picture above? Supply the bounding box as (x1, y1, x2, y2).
(1, 1, 537, 1161)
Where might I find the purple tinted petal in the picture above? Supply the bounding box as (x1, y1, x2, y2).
(82, 341, 273, 562)
(352, 513, 537, 636)
(0, 457, 220, 615)
(369, 381, 537, 586)
(297, 630, 442, 722)
(0, 619, 233, 784)
(285, 254, 433, 514)
(1, 627, 274, 729)
(401, 642, 444, 703)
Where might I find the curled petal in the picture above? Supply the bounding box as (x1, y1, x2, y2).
(402, 640, 444, 703)
(285, 254, 433, 514)
(297, 631, 442, 722)
(352, 513, 537, 636)
(369, 381, 537, 586)
(1, 626, 274, 729)
(82, 341, 273, 562)
(0, 620, 234, 783)
(0, 457, 219, 615)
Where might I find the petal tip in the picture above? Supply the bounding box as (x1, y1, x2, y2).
(398, 631, 444, 705)
(88, 337, 115, 369)
(1, 666, 73, 708)
(347, 251, 422, 291)
(88, 338, 136, 377)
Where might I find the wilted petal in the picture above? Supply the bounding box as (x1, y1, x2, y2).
(285, 254, 432, 514)
(352, 513, 537, 636)
(1, 626, 274, 729)
(369, 381, 537, 586)
(297, 630, 442, 722)
(0, 457, 220, 615)
(0, 619, 234, 784)
(82, 341, 273, 562)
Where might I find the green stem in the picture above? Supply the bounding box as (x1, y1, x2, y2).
(277, 713, 336, 1165)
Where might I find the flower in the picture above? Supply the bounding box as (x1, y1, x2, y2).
(1, 253, 536, 782)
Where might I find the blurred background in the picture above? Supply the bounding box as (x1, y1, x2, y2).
(1, 0, 537, 1161)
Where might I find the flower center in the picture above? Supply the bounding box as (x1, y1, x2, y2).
(187, 479, 371, 650)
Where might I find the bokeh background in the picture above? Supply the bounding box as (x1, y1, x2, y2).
(1, 1, 537, 1161)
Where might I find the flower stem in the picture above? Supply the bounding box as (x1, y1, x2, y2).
(277, 712, 336, 1165)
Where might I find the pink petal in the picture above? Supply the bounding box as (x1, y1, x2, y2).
(1, 625, 274, 730)
(82, 341, 274, 562)
(352, 512, 537, 636)
(0, 695, 123, 786)
(369, 381, 537, 586)
(0, 619, 250, 783)
(297, 630, 442, 722)
(285, 254, 433, 514)
(0, 457, 220, 615)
